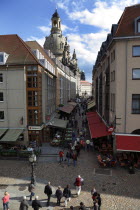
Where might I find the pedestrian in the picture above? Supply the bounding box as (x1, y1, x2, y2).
(86, 139, 90, 151)
(59, 150, 64, 164)
(2, 191, 10, 210)
(90, 141, 94, 151)
(92, 191, 98, 202)
(91, 188, 97, 196)
(55, 186, 63, 206)
(79, 202, 86, 210)
(75, 143, 81, 157)
(66, 151, 72, 166)
(96, 193, 101, 210)
(44, 182, 52, 206)
(19, 196, 29, 210)
(74, 175, 84, 196)
(93, 200, 99, 210)
(77, 127, 79, 135)
(70, 206, 74, 210)
(28, 183, 35, 201)
(72, 152, 77, 167)
(32, 196, 42, 210)
(63, 185, 71, 207)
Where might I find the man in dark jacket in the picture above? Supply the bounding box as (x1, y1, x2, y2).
(44, 182, 52, 206)
(79, 202, 86, 210)
(19, 196, 29, 210)
(32, 196, 42, 210)
(63, 185, 71, 207)
(55, 186, 63, 206)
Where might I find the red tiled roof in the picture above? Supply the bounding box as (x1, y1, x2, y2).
(115, 4, 140, 37)
(0, 34, 39, 65)
(80, 80, 91, 85)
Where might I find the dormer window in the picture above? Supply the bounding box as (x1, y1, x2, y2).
(0, 52, 9, 65)
(134, 16, 140, 33)
(138, 21, 140, 33)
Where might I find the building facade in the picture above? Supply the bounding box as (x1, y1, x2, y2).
(93, 4, 140, 152)
(79, 81, 92, 98)
(0, 35, 56, 146)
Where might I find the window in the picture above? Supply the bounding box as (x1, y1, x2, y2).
(133, 46, 140, 56)
(138, 21, 140, 33)
(0, 52, 9, 64)
(0, 111, 4, 120)
(28, 109, 39, 125)
(28, 91, 38, 106)
(0, 93, 3, 101)
(111, 71, 115, 81)
(111, 93, 115, 112)
(132, 94, 140, 114)
(134, 17, 140, 33)
(132, 69, 140, 79)
(0, 55, 3, 62)
(0, 73, 3, 82)
(111, 50, 115, 63)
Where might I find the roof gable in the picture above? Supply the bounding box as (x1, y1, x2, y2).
(0, 34, 39, 65)
(115, 4, 140, 37)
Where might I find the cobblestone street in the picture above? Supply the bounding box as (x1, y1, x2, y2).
(0, 107, 140, 210)
(0, 148, 140, 210)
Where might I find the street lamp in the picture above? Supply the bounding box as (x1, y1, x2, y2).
(29, 152, 37, 185)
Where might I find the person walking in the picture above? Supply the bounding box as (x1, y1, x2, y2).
(2, 191, 10, 210)
(44, 182, 52, 206)
(63, 185, 71, 207)
(79, 202, 86, 210)
(96, 193, 101, 210)
(66, 151, 72, 166)
(55, 186, 63, 206)
(74, 175, 83, 196)
(32, 196, 42, 210)
(28, 183, 35, 201)
(59, 150, 64, 164)
(86, 139, 90, 151)
(72, 152, 77, 167)
(19, 196, 29, 210)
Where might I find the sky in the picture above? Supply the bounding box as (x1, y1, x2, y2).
(0, 0, 140, 82)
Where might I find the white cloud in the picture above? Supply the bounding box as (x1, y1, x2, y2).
(56, 0, 139, 30)
(67, 30, 108, 66)
(38, 26, 51, 35)
(26, 36, 45, 47)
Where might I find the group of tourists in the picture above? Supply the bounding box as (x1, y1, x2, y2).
(2, 174, 101, 209)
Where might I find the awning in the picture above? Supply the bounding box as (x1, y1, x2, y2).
(48, 118, 68, 129)
(68, 102, 77, 107)
(0, 129, 7, 138)
(116, 134, 140, 152)
(0, 129, 24, 142)
(87, 100, 95, 110)
(59, 104, 74, 114)
(87, 112, 111, 138)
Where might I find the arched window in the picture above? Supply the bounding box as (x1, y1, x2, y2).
(53, 20, 57, 27)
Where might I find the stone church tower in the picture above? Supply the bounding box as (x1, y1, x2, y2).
(44, 9, 67, 61)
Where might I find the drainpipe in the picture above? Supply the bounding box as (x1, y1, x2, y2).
(124, 41, 128, 133)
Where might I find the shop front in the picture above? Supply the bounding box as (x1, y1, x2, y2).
(86, 112, 113, 153)
(28, 124, 45, 146)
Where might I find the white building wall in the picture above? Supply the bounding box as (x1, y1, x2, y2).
(0, 68, 26, 128)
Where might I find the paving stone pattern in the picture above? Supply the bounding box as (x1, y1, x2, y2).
(0, 105, 140, 209)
